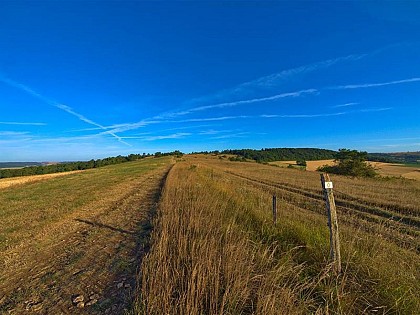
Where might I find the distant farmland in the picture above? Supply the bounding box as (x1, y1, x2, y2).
(270, 159, 420, 179)
(1, 154, 419, 314)
(0, 162, 45, 169)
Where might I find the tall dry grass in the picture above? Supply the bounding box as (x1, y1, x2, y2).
(133, 157, 420, 314)
(134, 163, 308, 315)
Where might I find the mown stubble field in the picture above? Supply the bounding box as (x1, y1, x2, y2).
(0, 157, 173, 314)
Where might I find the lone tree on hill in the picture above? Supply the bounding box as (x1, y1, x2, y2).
(318, 149, 377, 177)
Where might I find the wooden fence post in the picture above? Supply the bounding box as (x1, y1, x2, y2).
(272, 195, 277, 224)
(320, 173, 342, 274)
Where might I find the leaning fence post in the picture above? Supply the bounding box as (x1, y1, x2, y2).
(320, 173, 341, 274)
(272, 195, 277, 224)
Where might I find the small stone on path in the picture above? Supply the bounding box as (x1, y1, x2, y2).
(72, 294, 84, 304)
(76, 301, 85, 308)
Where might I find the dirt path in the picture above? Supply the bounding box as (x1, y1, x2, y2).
(0, 164, 172, 314)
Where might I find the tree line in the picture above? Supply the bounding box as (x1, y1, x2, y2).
(367, 152, 420, 164)
(220, 148, 337, 163)
(215, 147, 378, 178)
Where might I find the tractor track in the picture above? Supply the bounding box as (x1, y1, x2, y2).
(221, 169, 420, 252)
(224, 170, 420, 229)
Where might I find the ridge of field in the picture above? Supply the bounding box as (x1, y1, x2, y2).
(134, 154, 420, 314)
(0, 157, 173, 314)
(270, 159, 420, 179)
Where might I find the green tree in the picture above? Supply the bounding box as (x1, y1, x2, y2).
(296, 159, 307, 167)
(318, 149, 377, 177)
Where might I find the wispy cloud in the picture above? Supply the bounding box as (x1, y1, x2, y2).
(362, 136, 420, 142)
(165, 89, 317, 118)
(188, 53, 367, 105)
(330, 102, 359, 108)
(167, 107, 393, 125)
(121, 132, 191, 141)
(96, 120, 160, 137)
(154, 53, 369, 122)
(332, 77, 420, 89)
(88, 89, 316, 136)
(199, 129, 233, 135)
(177, 115, 249, 123)
(260, 112, 347, 118)
(0, 121, 46, 126)
(260, 107, 391, 119)
(0, 76, 130, 146)
(211, 132, 250, 139)
(358, 107, 392, 113)
(238, 54, 367, 89)
(0, 131, 29, 136)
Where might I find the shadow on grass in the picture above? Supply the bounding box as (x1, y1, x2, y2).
(74, 218, 135, 235)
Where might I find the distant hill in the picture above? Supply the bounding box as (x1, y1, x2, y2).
(368, 152, 420, 164)
(221, 148, 337, 163)
(0, 162, 45, 169)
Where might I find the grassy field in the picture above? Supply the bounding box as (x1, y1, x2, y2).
(0, 157, 173, 314)
(1, 154, 419, 314)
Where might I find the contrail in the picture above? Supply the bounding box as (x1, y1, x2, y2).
(187, 53, 368, 105)
(238, 54, 367, 89)
(157, 89, 318, 119)
(332, 77, 420, 89)
(0, 121, 46, 126)
(260, 107, 391, 118)
(330, 102, 359, 108)
(0, 76, 131, 146)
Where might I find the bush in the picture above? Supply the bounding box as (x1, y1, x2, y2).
(317, 149, 377, 177)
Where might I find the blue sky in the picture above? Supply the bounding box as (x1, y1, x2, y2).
(1, 1, 419, 161)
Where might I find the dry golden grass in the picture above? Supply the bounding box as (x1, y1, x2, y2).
(134, 162, 308, 315)
(404, 170, 420, 180)
(0, 170, 83, 189)
(134, 155, 420, 314)
(270, 159, 420, 179)
(270, 159, 336, 171)
(369, 161, 420, 179)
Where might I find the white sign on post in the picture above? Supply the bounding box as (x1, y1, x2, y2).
(324, 181, 333, 189)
